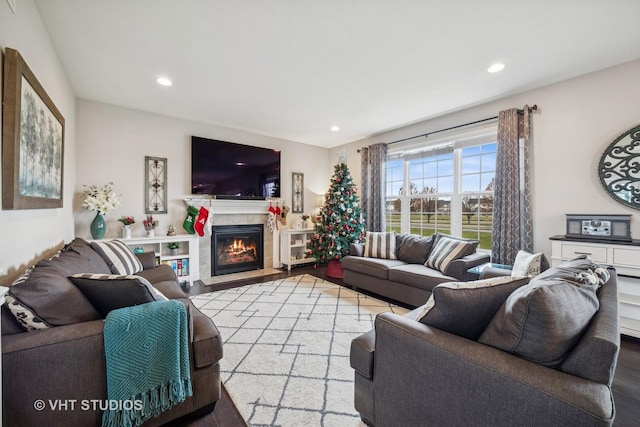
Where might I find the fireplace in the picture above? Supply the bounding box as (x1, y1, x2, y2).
(211, 224, 264, 276)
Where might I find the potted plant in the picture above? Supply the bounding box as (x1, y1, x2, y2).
(143, 215, 159, 237)
(118, 216, 135, 239)
(167, 241, 180, 255)
(82, 182, 121, 239)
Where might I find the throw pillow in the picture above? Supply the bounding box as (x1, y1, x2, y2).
(90, 240, 144, 275)
(478, 276, 600, 367)
(415, 276, 529, 340)
(70, 274, 168, 318)
(511, 250, 545, 277)
(425, 234, 478, 273)
(364, 231, 397, 259)
(396, 234, 434, 264)
(6, 255, 101, 330)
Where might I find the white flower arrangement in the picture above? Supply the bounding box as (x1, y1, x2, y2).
(83, 182, 121, 214)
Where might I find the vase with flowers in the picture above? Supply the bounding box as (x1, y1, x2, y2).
(83, 182, 121, 239)
(143, 215, 159, 237)
(118, 216, 135, 239)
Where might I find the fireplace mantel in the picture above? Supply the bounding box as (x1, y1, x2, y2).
(184, 198, 285, 215)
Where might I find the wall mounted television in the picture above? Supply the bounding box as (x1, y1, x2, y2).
(191, 136, 280, 199)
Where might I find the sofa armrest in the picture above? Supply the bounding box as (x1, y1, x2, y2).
(3, 321, 108, 426)
(443, 251, 490, 280)
(371, 312, 615, 427)
(135, 251, 157, 270)
(479, 266, 513, 279)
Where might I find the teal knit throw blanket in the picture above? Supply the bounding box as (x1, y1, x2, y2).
(102, 300, 192, 427)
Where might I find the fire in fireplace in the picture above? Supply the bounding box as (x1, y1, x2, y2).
(211, 224, 264, 276)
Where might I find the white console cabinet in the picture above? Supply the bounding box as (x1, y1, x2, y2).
(550, 235, 640, 338)
(106, 234, 199, 285)
(280, 229, 315, 271)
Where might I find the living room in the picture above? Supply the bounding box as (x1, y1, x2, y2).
(1, 1, 640, 426)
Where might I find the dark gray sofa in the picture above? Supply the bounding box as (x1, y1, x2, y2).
(342, 233, 490, 307)
(350, 260, 620, 426)
(1, 238, 223, 426)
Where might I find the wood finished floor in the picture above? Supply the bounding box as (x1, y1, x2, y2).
(168, 265, 640, 426)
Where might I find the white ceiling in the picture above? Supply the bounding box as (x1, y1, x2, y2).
(34, 0, 640, 148)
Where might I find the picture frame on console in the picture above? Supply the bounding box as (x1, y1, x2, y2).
(292, 171, 304, 213)
(2, 47, 65, 210)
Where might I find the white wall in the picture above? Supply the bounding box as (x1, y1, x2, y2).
(75, 100, 331, 238)
(0, 0, 77, 282)
(334, 59, 640, 257)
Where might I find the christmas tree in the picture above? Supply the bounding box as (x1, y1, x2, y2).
(309, 162, 366, 266)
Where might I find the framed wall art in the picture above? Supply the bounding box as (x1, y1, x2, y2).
(145, 156, 167, 213)
(292, 171, 304, 213)
(2, 47, 65, 209)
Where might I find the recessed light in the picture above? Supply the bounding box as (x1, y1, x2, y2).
(331, 125, 340, 132)
(487, 63, 505, 73)
(156, 77, 173, 86)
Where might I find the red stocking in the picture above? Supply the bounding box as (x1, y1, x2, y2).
(195, 206, 209, 237)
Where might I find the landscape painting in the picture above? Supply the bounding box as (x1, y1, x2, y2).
(2, 47, 65, 209)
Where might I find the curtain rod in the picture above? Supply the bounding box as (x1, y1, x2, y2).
(362, 104, 538, 149)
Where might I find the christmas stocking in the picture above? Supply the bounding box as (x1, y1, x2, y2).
(183, 205, 199, 234)
(195, 206, 209, 237)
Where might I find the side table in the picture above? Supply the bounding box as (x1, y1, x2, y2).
(467, 262, 512, 280)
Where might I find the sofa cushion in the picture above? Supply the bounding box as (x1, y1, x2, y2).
(6, 253, 101, 330)
(511, 250, 544, 277)
(396, 234, 434, 264)
(364, 232, 397, 260)
(342, 256, 406, 280)
(90, 240, 144, 275)
(63, 238, 113, 273)
(425, 234, 478, 273)
(479, 275, 600, 367)
(387, 264, 454, 292)
(416, 276, 530, 340)
(69, 274, 168, 318)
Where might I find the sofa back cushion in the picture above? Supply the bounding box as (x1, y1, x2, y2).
(416, 276, 529, 340)
(90, 240, 144, 275)
(479, 261, 601, 367)
(396, 234, 434, 264)
(6, 251, 102, 330)
(364, 232, 397, 260)
(425, 233, 478, 273)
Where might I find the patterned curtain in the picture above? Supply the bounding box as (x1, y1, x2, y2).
(491, 106, 533, 264)
(361, 143, 387, 232)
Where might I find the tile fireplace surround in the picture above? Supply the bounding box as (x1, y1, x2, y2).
(187, 199, 280, 282)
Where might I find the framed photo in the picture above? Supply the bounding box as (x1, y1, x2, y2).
(145, 156, 167, 214)
(2, 48, 65, 209)
(292, 171, 304, 213)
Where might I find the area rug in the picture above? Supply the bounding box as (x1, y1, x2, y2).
(190, 274, 408, 426)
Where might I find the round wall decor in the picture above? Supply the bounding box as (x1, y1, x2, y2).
(598, 124, 640, 210)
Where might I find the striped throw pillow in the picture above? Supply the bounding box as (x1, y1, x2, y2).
(90, 240, 144, 275)
(364, 232, 397, 259)
(425, 235, 476, 273)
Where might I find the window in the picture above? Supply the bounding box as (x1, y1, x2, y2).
(385, 126, 497, 250)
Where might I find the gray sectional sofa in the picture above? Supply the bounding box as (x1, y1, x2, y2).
(350, 257, 620, 426)
(342, 232, 490, 306)
(2, 238, 223, 426)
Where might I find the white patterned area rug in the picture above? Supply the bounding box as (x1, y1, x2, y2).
(190, 274, 408, 426)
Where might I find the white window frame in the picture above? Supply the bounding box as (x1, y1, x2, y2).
(385, 122, 497, 248)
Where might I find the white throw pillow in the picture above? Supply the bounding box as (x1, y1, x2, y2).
(511, 250, 544, 277)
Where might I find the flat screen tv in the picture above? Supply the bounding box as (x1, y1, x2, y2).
(191, 136, 280, 199)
